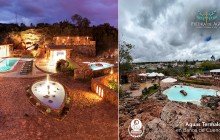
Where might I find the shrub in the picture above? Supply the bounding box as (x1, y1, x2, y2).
(56, 59, 75, 77)
(108, 78, 118, 92)
(142, 85, 159, 96)
(46, 108, 51, 114)
(66, 97, 71, 104)
(153, 84, 159, 89)
(56, 59, 69, 72)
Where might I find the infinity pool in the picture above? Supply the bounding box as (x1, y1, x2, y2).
(89, 62, 114, 71)
(163, 85, 219, 105)
(0, 58, 19, 72)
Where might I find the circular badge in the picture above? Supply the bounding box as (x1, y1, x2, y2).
(128, 119, 145, 138)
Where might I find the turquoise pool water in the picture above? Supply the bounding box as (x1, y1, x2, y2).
(0, 58, 19, 72)
(89, 62, 114, 71)
(163, 85, 219, 104)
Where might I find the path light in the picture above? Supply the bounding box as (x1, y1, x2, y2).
(96, 86, 99, 94)
(96, 85, 103, 98)
(110, 67, 114, 74)
(101, 89, 104, 98)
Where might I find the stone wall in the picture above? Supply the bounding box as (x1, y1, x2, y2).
(91, 73, 118, 106)
(72, 45, 96, 56)
(189, 77, 220, 86)
(53, 36, 96, 56)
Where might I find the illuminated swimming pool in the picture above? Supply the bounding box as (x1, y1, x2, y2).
(89, 62, 114, 71)
(0, 58, 19, 72)
(163, 85, 219, 105)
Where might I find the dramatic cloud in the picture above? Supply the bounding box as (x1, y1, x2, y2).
(0, 0, 118, 27)
(119, 0, 220, 62)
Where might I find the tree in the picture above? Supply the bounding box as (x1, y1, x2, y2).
(71, 14, 90, 28)
(81, 17, 91, 27)
(211, 55, 215, 61)
(30, 23, 35, 28)
(119, 41, 133, 72)
(92, 23, 117, 54)
(200, 61, 220, 71)
(71, 14, 82, 26)
(36, 23, 50, 28)
(183, 64, 190, 76)
(20, 23, 26, 29)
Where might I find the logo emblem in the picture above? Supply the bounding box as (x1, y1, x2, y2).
(196, 10, 217, 24)
(191, 9, 220, 29)
(128, 119, 145, 138)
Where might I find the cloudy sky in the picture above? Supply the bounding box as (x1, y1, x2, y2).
(0, 0, 117, 27)
(119, 0, 220, 62)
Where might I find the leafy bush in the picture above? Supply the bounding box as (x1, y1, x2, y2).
(142, 84, 159, 96)
(56, 59, 76, 77)
(108, 78, 118, 92)
(46, 108, 51, 114)
(66, 97, 71, 104)
(153, 84, 159, 89)
(200, 61, 220, 71)
(56, 59, 69, 72)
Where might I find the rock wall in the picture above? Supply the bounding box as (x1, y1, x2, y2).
(145, 102, 220, 140)
(119, 97, 220, 140)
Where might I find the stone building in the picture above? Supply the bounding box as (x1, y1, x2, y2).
(0, 44, 12, 57)
(46, 45, 72, 65)
(53, 36, 96, 56)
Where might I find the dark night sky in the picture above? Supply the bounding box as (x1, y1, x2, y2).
(0, 0, 118, 27)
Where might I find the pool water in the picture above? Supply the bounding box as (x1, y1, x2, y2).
(163, 85, 219, 105)
(89, 62, 114, 71)
(0, 58, 19, 72)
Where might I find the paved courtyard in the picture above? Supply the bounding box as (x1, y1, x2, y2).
(121, 81, 154, 97)
(0, 77, 118, 139)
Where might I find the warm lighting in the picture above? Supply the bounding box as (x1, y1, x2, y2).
(99, 87, 102, 96)
(45, 74, 51, 94)
(84, 93, 102, 102)
(96, 86, 99, 93)
(21, 32, 40, 50)
(101, 89, 104, 98)
(110, 67, 114, 74)
(49, 50, 66, 66)
(0, 45, 10, 57)
(96, 85, 103, 98)
(46, 74, 50, 86)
